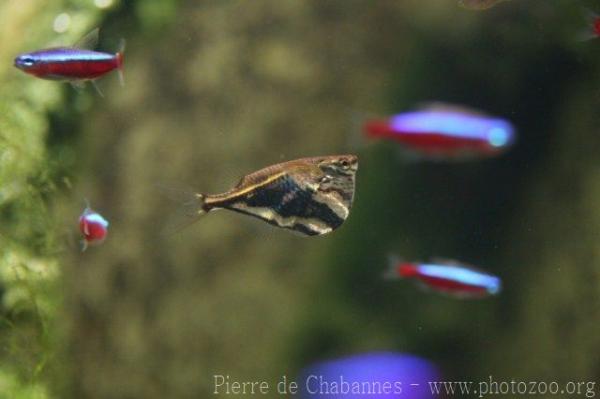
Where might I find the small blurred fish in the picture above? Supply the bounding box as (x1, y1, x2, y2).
(79, 202, 109, 251)
(14, 28, 124, 95)
(164, 155, 358, 236)
(578, 9, 600, 41)
(459, 0, 511, 10)
(363, 103, 515, 160)
(384, 257, 501, 298)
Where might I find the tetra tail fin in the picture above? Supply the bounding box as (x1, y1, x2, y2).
(344, 107, 380, 152)
(383, 254, 419, 280)
(383, 254, 403, 280)
(575, 8, 600, 42)
(156, 184, 207, 236)
(116, 39, 126, 86)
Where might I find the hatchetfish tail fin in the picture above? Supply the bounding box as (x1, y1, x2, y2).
(156, 183, 208, 236)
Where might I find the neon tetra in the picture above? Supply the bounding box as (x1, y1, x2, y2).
(364, 104, 515, 160)
(79, 203, 109, 251)
(384, 257, 501, 299)
(14, 28, 124, 94)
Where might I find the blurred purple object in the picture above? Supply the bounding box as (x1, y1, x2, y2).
(298, 351, 441, 399)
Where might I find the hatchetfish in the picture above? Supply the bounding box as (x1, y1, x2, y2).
(363, 104, 515, 160)
(79, 203, 109, 251)
(14, 28, 124, 94)
(384, 257, 501, 298)
(168, 155, 358, 236)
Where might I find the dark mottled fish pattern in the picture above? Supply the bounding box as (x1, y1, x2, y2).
(184, 155, 358, 236)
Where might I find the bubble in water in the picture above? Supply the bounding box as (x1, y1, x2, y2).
(94, 0, 114, 9)
(53, 13, 70, 33)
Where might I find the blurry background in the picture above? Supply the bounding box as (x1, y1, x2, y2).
(0, 0, 599, 398)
